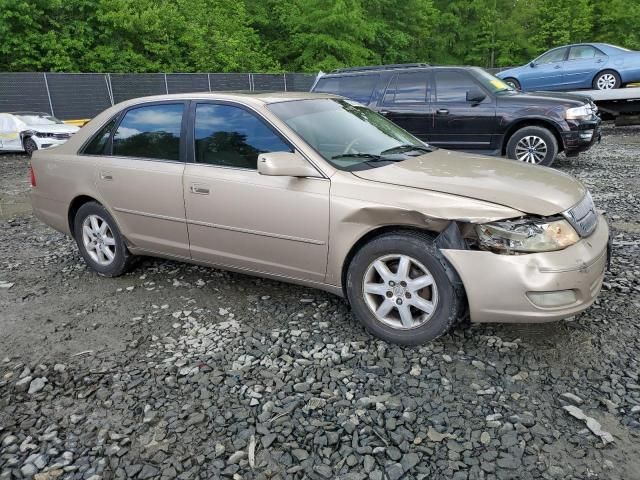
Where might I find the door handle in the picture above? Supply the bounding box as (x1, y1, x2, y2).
(436, 109, 449, 115)
(554, 65, 561, 69)
(100, 172, 113, 180)
(190, 184, 210, 195)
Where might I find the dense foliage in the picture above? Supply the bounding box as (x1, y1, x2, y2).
(0, 0, 638, 72)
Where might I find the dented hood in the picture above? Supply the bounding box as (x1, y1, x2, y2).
(352, 150, 586, 217)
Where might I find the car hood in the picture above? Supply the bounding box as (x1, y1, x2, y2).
(498, 90, 590, 107)
(352, 150, 586, 217)
(20, 123, 80, 134)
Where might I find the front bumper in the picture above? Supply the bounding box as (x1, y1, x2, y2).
(562, 117, 601, 156)
(442, 214, 609, 323)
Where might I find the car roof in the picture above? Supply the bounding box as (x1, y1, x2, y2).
(115, 91, 340, 108)
(320, 65, 481, 78)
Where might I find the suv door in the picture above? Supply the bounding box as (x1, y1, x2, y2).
(430, 69, 497, 151)
(183, 102, 330, 282)
(521, 47, 568, 90)
(376, 71, 432, 142)
(85, 102, 190, 258)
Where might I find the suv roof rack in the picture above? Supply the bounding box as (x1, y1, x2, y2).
(331, 63, 430, 73)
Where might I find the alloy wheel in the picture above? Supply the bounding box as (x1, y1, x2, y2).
(362, 254, 438, 330)
(514, 135, 547, 164)
(596, 73, 617, 90)
(81, 214, 116, 266)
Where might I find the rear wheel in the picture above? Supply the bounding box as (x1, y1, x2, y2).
(506, 126, 558, 167)
(346, 231, 464, 345)
(504, 77, 521, 90)
(23, 137, 37, 157)
(593, 70, 621, 90)
(73, 202, 133, 277)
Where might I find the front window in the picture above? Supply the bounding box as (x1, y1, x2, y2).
(13, 113, 63, 126)
(472, 68, 514, 94)
(536, 47, 567, 64)
(434, 71, 481, 102)
(268, 99, 431, 171)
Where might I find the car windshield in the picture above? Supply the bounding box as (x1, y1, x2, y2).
(13, 113, 63, 126)
(268, 99, 432, 170)
(472, 69, 515, 94)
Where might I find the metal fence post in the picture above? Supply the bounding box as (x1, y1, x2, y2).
(105, 74, 114, 105)
(43, 73, 55, 116)
(207, 73, 212, 92)
(164, 73, 169, 94)
(283, 73, 287, 92)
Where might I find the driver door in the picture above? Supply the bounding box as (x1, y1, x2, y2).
(520, 47, 568, 90)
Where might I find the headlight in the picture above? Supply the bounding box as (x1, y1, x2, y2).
(565, 105, 593, 120)
(476, 218, 579, 253)
(34, 132, 54, 138)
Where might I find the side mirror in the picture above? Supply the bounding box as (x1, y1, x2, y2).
(466, 88, 486, 104)
(529, 62, 536, 68)
(258, 151, 322, 178)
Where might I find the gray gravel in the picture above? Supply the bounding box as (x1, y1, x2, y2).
(1, 125, 639, 479)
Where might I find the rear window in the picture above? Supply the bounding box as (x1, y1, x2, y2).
(314, 75, 378, 104)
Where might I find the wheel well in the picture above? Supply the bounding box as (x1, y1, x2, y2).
(340, 225, 438, 299)
(501, 120, 563, 155)
(68, 195, 99, 238)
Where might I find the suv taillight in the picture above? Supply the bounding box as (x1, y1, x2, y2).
(29, 165, 36, 187)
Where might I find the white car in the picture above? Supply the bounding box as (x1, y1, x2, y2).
(0, 112, 80, 156)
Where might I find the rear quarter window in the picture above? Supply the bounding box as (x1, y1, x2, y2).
(314, 75, 378, 104)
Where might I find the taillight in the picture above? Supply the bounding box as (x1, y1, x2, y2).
(29, 165, 36, 187)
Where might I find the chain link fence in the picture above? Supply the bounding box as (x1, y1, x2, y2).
(0, 72, 317, 120)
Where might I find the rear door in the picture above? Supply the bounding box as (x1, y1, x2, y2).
(430, 69, 497, 151)
(183, 101, 330, 282)
(376, 71, 432, 142)
(564, 45, 607, 88)
(89, 102, 190, 258)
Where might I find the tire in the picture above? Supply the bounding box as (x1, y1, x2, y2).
(23, 137, 38, 157)
(506, 126, 558, 167)
(592, 70, 621, 90)
(504, 77, 521, 90)
(73, 201, 133, 277)
(346, 231, 465, 345)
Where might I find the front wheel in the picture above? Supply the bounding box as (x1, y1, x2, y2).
(346, 231, 465, 345)
(506, 126, 558, 167)
(593, 70, 621, 90)
(23, 137, 38, 157)
(503, 77, 521, 90)
(73, 202, 133, 277)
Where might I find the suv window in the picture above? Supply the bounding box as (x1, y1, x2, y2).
(434, 71, 478, 102)
(314, 75, 378, 104)
(82, 118, 117, 155)
(194, 103, 291, 169)
(537, 48, 567, 64)
(384, 72, 429, 104)
(112, 104, 184, 161)
(568, 45, 604, 60)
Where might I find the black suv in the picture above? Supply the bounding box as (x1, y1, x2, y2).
(311, 64, 601, 166)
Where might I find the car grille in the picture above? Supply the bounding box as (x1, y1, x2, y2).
(564, 192, 598, 237)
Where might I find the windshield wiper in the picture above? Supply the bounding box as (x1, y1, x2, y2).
(379, 144, 433, 155)
(331, 153, 381, 160)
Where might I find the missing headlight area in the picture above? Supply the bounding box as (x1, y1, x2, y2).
(474, 217, 580, 254)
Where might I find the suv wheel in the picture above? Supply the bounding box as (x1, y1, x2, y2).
(24, 137, 38, 157)
(506, 126, 558, 167)
(593, 70, 620, 90)
(504, 77, 521, 90)
(346, 231, 464, 345)
(73, 202, 133, 277)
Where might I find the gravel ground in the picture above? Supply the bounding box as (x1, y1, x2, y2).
(1, 125, 639, 480)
